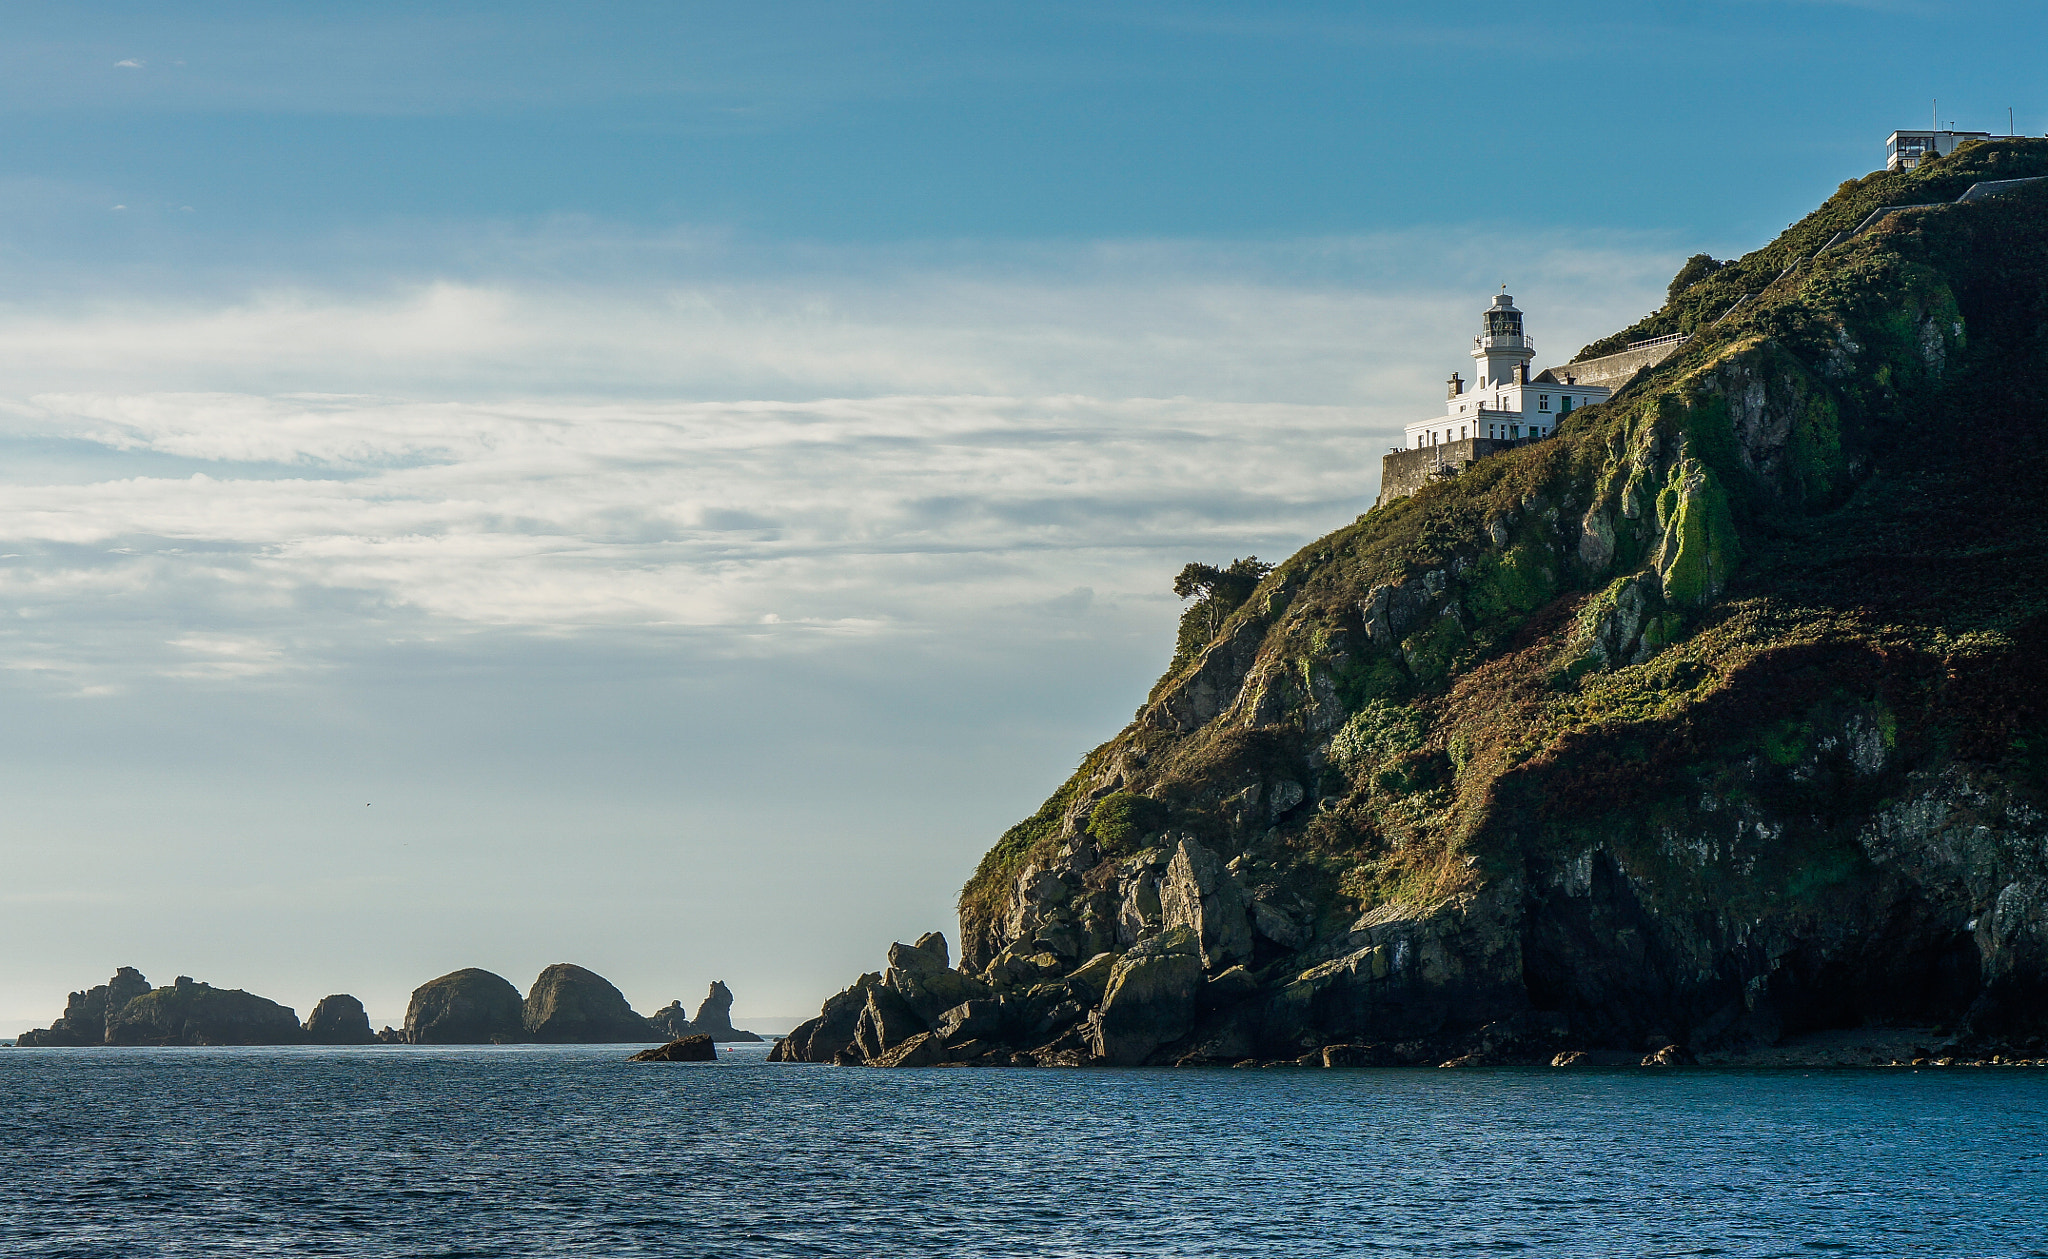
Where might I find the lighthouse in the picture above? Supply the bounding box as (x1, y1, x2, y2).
(1402, 292, 1610, 452)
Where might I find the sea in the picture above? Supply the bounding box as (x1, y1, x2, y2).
(3, 1043, 2047, 1258)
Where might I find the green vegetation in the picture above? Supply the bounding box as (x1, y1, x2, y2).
(959, 139, 2048, 947)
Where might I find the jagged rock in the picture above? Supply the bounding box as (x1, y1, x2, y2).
(769, 973, 880, 1063)
(884, 932, 993, 1024)
(629, 1034, 717, 1062)
(17, 967, 153, 1046)
(1062, 952, 1120, 1006)
(646, 1002, 696, 1039)
(1642, 1044, 1695, 1066)
(689, 981, 764, 1043)
(404, 968, 526, 1044)
(1551, 1050, 1589, 1067)
(934, 999, 1006, 1043)
(1091, 926, 1204, 1065)
(105, 976, 303, 1046)
(985, 945, 1066, 989)
(523, 964, 657, 1043)
(853, 984, 927, 1061)
(1159, 838, 1252, 972)
(870, 1031, 943, 1068)
(303, 995, 375, 1045)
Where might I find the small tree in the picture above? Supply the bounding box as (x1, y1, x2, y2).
(1171, 557, 1274, 667)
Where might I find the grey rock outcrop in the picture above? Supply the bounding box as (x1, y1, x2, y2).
(1159, 838, 1252, 971)
(404, 968, 526, 1044)
(1091, 927, 1204, 1065)
(303, 994, 376, 1044)
(523, 963, 657, 1043)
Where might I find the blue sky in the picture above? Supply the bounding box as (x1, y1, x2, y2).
(2, 1, 2039, 1031)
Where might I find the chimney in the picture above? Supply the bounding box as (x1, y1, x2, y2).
(1447, 372, 1464, 399)
(1513, 363, 1527, 385)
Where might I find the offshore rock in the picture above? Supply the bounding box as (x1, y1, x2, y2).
(523, 964, 657, 1043)
(628, 1034, 717, 1062)
(303, 994, 376, 1045)
(105, 976, 303, 1046)
(404, 968, 526, 1044)
(689, 981, 764, 1043)
(646, 1001, 696, 1039)
(16, 967, 153, 1046)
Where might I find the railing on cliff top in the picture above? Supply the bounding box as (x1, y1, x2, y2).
(1623, 333, 1690, 352)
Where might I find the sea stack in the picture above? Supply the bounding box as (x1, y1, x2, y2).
(689, 981, 763, 1042)
(522, 964, 657, 1043)
(303, 994, 376, 1045)
(403, 968, 526, 1044)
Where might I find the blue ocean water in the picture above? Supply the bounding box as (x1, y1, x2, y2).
(4, 1044, 2047, 1258)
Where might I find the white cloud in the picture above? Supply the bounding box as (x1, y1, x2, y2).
(0, 229, 1673, 687)
(115, 59, 144, 68)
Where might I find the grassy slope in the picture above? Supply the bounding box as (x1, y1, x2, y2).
(961, 139, 2048, 949)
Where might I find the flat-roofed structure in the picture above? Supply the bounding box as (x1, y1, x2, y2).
(1887, 129, 1991, 172)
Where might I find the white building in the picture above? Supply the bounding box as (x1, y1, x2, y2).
(1402, 293, 1610, 451)
(1886, 129, 1991, 172)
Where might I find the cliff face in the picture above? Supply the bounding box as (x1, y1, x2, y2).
(781, 139, 2048, 1067)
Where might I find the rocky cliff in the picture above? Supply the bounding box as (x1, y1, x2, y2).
(779, 138, 2048, 1068)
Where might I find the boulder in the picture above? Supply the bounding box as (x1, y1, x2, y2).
(523, 964, 656, 1043)
(303, 994, 376, 1045)
(689, 981, 764, 1043)
(629, 1034, 717, 1062)
(104, 976, 303, 1046)
(1159, 838, 1253, 972)
(404, 968, 526, 1044)
(1091, 927, 1204, 1065)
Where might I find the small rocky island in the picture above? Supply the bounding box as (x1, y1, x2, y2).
(15, 966, 762, 1047)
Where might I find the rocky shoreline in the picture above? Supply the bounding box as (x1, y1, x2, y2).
(14, 966, 763, 1048)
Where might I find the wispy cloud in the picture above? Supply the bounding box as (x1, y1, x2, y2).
(0, 228, 1673, 690)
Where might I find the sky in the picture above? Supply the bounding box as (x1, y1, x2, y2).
(2, 1, 2040, 1034)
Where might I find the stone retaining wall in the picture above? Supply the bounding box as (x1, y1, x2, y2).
(1543, 337, 1689, 391)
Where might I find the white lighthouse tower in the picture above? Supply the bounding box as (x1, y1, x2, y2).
(1471, 291, 1534, 390)
(1403, 291, 1610, 451)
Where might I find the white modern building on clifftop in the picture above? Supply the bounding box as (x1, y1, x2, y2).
(1401, 292, 1611, 451)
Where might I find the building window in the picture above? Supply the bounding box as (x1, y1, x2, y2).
(1510, 425, 1520, 438)
(1539, 394, 1550, 411)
